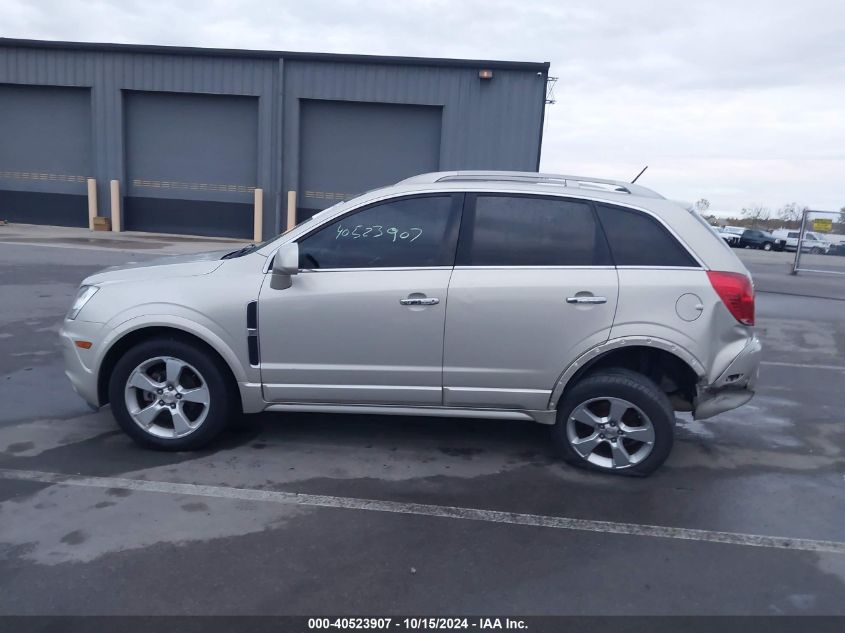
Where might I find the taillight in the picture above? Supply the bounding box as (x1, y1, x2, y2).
(707, 271, 755, 326)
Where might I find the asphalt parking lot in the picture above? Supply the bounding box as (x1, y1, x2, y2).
(0, 228, 843, 615)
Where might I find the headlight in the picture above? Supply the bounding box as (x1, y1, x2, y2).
(67, 285, 99, 320)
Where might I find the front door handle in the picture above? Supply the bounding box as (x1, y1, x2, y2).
(400, 297, 440, 306)
(566, 296, 608, 305)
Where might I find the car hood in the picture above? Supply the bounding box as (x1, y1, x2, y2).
(82, 249, 232, 285)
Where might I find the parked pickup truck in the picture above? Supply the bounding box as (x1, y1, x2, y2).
(720, 228, 784, 251)
(717, 226, 743, 246)
(771, 229, 831, 254)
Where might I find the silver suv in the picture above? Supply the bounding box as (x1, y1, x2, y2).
(61, 171, 760, 475)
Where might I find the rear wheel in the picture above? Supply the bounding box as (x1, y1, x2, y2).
(108, 337, 236, 450)
(552, 369, 674, 476)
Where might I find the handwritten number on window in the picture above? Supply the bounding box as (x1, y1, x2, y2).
(335, 225, 423, 243)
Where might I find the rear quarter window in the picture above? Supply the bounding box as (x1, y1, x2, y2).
(595, 203, 699, 267)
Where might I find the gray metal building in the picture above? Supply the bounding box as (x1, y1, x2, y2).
(0, 38, 549, 239)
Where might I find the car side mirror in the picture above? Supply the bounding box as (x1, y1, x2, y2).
(270, 242, 299, 290)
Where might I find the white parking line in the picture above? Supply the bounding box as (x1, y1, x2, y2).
(1, 468, 843, 555)
(761, 360, 845, 372)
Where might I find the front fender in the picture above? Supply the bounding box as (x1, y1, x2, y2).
(96, 305, 253, 385)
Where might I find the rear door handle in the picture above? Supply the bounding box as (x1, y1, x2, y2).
(400, 297, 440, 306)
(566, 296, 608, 305)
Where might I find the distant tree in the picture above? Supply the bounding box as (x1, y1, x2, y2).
(741, 205, 771, 226)
(777, 202, 804, 223)
(695, 198, 711, 214)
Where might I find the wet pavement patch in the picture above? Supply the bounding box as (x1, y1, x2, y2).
(181, 502, 210, 513)
(438, 447, 485, 458)
(59, 530, 87, 545)
(5, 442, 34, 454)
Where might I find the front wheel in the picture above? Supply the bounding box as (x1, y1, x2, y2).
(810, 247, 823, 254)
(108, 337, 236, 450)
(552, 369, 675, 476)
(762, 242, 772, 251)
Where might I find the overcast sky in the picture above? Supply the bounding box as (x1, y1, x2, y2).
(3, 0, 843, 216)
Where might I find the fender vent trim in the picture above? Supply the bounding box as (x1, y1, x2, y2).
(246, 301, 259, 366)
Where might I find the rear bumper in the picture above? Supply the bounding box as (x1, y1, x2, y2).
(694, 336, 761, 420)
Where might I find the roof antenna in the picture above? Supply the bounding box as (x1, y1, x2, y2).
(631, 165, 648, 183)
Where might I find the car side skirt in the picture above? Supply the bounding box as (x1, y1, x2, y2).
(262, 403, 558, 425)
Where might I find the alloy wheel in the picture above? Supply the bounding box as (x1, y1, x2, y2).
(566, 397, 656, 470)
(124, 356, 211, 438)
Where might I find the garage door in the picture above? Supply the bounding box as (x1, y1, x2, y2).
(298, 100, 442, 221)
(0, 84, 92, 227)
(123, 91, 258, 238)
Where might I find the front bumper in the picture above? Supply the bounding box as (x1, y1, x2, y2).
(694, 335, 761, 420)
(59, 318, 105, 409)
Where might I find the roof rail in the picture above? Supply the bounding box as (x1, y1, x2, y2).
(398, 171, 664, 199)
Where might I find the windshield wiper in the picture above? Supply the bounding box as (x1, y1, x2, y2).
(222, 244, 256, 259)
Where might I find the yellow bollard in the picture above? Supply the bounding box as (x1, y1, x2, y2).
(286, 190, 297, 231)
(109, 180, 122, 232)
(253, 188, 264, 242)
(86, 178, 97, 231)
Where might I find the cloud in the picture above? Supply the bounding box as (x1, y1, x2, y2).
(1, 0, 843, 214)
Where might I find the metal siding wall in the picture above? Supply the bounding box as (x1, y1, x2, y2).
(0, 44, 546, 237)
(299, 100, 442, 213)
(0, 82, 93, 226)
(108, 52, 277, 234)
(0, 84, 92, 191)
(0, 48, 98, 197)
(0, 46, 278, 235)
(281, 61, 545, 202)
(121, 91, 260, 238)
(124, 91, 258, 200)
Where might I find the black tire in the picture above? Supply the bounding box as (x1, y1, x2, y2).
(762, 242, 772, 251)
(108, 336, 236, 451)
(810, 247, 822, 254)
(552, 369, 675, 476)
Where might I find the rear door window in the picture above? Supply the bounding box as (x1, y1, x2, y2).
(595, 203, 699, 267)
(457, 194, 611, 266)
